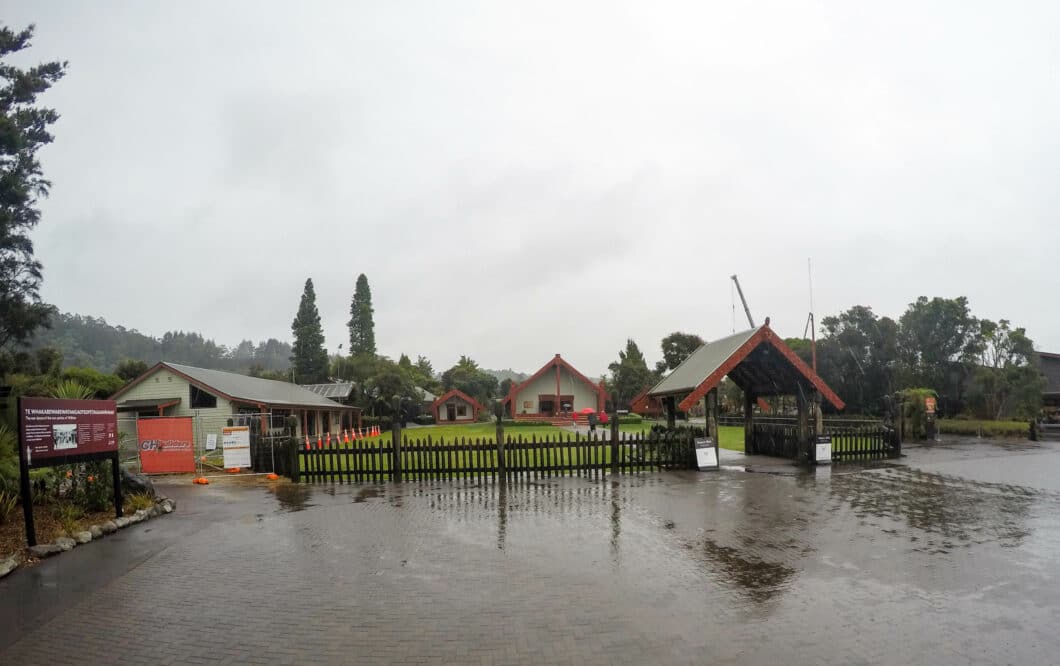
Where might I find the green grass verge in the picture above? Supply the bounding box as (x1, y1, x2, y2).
(937, 419, 1030, 438)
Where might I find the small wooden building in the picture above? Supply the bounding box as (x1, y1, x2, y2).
(629, 388, 664, 418)
(432, 389, 484, 423)
(502, 354, 606, 421)
(1039, 352, 1060, 419)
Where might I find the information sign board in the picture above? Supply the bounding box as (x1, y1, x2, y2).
(19, 397, 117, 463)
(694, 437, 719, 470)
(814, 435, 832, 465)
(222, 426, 252, 468)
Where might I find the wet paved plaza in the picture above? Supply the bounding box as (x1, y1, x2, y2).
(2, 438, 1059, 664)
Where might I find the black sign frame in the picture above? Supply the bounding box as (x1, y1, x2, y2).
(17, 397, 124, 547)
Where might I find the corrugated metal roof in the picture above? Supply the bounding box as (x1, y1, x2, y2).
(300, 382, 355, 399)
(648, 328, 759, 397)
(417, 387, 437, 402)
(164, 363, 352, 409)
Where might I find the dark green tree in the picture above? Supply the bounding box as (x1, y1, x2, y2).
(114, 358, 148, 383)
(414, 355, 433, 379)
(348, 273, 376, 356)
(964, 319, 1042, 419)
(813, 305, 899, 414)
(0, 25, 65, 351)
(608, 339, 654, 404)
(290, 278, 328, 383)
(441, 356, 498, 404)
(659, 332, 704, 372)
(36, 345, 62, 376)
(897, 296, 979, 403)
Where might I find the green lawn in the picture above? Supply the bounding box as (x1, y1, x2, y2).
(363, 422, 743, 450)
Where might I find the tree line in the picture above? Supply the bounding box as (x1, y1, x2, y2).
(603, 296, 1044, 420)
(290, 275, 502, 417)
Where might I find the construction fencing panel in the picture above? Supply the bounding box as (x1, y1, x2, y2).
(118, 412, 294, 476)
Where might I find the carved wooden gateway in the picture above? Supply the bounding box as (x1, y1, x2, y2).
(646, 322, 891, 464)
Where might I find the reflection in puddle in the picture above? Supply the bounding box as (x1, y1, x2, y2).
(697, 538, 796, 603)
(269, 483, 314, 512)
(830, 466, 1036, 550)
(353, 486, 385, 503)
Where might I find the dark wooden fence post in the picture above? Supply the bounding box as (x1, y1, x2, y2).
(391, 396, 403, 482)
(289, 435, 301, 482)
(494, 400, 506, 483)
(610, 391, 620, 475)
(665, 396, 676, 430)
(796, 387, 810, 464)
(743, 391, 754, 454)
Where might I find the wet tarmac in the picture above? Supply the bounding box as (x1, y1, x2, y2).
(2, 438, 1059, 664)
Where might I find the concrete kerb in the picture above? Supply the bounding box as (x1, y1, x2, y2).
(0, 496, 177, 581)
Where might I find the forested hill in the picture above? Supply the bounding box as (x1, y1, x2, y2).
(30, 312, 292, 373)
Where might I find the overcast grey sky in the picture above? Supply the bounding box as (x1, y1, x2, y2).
(5, 1, 1058, 375)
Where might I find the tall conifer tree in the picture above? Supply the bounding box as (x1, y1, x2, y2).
(348, 273, 376, 356)
(290, 278, 328, 383)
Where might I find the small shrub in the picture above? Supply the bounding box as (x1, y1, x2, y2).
(0, 489, 18, 525)
(502, 420, 555, 427)
(413, 414, 435, 426)
(54, 500, 85, 536)
(618, 414, 643, 424)
(126, 492, 155, 512)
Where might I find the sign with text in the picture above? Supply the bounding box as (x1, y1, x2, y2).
(925, 397, 936, 414)
(814, 435, 832, 465)
(222, 425, 251, 468)
(138, 417, 196, 473)
(19, 397, 118, 463)
(694, 437, 719, 470)
(17, 397, 123, 546)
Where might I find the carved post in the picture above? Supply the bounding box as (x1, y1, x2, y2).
(391, 396, 403, 482)
(796, 388, 810, 464)
(610, 391, 620, 476)
(494, 400, 506, 483)
(743, 390, 754, 455)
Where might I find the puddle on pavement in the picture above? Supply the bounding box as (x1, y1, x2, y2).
(268, 483, 314, 512)
(829, 466, 1037, 549)
(353, 486, 385, 503)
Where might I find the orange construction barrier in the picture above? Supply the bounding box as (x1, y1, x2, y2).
(266, 473, 279, 480)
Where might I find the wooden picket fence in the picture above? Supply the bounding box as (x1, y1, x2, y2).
(750, 421, 899, 461)
(829, 425, 900, 461)
(296, 431, 696, 484)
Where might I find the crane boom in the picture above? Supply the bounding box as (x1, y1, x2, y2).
(730, 275, 755, 328)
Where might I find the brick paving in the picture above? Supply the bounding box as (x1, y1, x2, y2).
(2, 439, 1060, 664)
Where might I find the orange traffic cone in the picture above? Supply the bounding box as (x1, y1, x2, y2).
(317, 435, 322, 449)
(305, 434, 311, 450)
(374, 425, 380, 437)
(325, 432, 331, 448)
